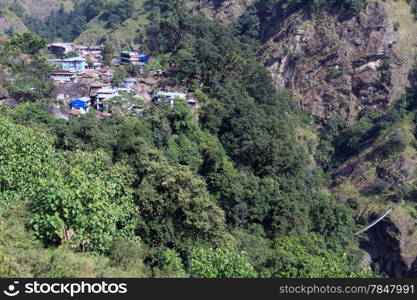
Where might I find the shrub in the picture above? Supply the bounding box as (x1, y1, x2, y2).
(30, 151, 138, 253)
(378, 131, 408, 157)
(367, 178, 392, 195)
(326, 67, 343, 80)
(190, 245, 256, 278)
(109, 237, 145, 270)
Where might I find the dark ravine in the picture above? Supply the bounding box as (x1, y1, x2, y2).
(360, 215, 417, 277)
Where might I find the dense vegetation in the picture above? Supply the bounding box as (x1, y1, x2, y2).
(0, 0, 388, 278)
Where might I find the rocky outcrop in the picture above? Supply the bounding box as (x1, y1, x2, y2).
(332, 130, 417, 191)
(258, 1, 414, 123)
(50, 83, 90, 103)
(45, 103, 70, 120)
(10, 91, 36, 103)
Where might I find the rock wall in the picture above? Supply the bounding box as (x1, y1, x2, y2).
(258, 1, 413, 123)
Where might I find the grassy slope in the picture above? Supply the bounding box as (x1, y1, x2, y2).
(18, 0, 74, 19)
(0, 0, 73, 37)
(384, 0, 417, 67)
(75, 0, 149, 47)
(75, 0, 252, 46)
(0, 8, 28, 38)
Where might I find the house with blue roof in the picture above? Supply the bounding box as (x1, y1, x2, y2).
(70, 97, 91, 115)
(120, 51, 149, 66)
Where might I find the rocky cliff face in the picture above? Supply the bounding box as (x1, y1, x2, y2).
(332, 124, 417, 190)
(258, 1, 416, 123)
(330, 118, 417, 276)
(256, 0, 417, 276)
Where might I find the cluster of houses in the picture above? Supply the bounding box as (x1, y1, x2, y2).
(47, 42, 105, 83)
(47, 43, 149, 84)
(68, 88, 199, 118)
(46, 42, 197, 118)
(69, 79, 140, 117)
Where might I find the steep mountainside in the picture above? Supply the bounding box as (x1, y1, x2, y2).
(258, 0, 417, 123)
(76, 0, 252, 46)
(17, 0, 74, 19)
(254, 0, 417, 277)
(1, 0, 251, 44)
(0, 0, 73, 36)
(75, 0, 149, 47)
(332, 114, 417, 276)
(0, 7, 27, 37)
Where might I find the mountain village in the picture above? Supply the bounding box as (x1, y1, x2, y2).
(34, 42, 199, 119)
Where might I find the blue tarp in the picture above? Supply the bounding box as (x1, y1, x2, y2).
(70, 99, 89, 109)
(139, 55, 149, 62)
